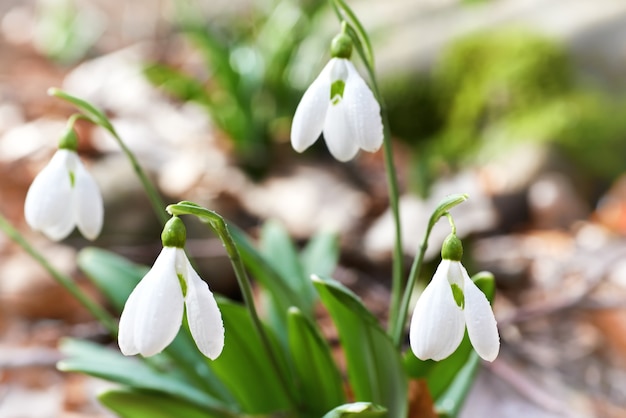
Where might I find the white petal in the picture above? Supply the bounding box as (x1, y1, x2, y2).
(122, 247, 184, 357)
(73, 159, 103, 240)
(463, 271, 500, 362)
(409, 261, 465, 361)
(445, 260, 465, 288)
(323, 100, 359, 162)
(24, 149, 75, 241)
(343, 61, 383, 152)
(290, 60, 333, 153)
(180, 251, 224, 360)
(118, 277, 147, 355)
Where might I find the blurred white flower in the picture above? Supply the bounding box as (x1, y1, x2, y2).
(118, 246, 224, 359)
(409, 259, 500, 362)
(291, 57, 383, 162)
(24, 148, 103, 241)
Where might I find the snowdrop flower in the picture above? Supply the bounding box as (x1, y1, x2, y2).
(410, 234, 500, 362)
(291, 32, 383, 162)
(118, 216, 224, 359)
(24, 127, 103, 241)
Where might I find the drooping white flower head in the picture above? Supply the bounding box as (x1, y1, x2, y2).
(24, 127, 103, 241)
(290, 32, 383, 162)
(409, 235, 500, 362)
(118, 217, 224, 359)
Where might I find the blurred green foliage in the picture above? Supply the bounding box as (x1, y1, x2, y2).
(144, 0, 328, 177)
(385, 29, 626, 195)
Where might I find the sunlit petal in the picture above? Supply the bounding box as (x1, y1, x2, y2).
(74, 159, 103, 241)
(323, 100, 359, 162)
(126, 247, 184, 357)
(24, 149, 75, 241)
(409, 261, 465, 361)
(343, 61, 383, 152)
(181, 252, 224, 360)
(463, 271, 500, 362)
(291, 61, 333, 153)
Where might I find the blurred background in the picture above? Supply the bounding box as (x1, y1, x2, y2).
(1, 0, 626, 416)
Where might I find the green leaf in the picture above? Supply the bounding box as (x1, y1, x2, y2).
(313, 276, 408, 417)
(208, 300, 293, 414)
(260, 220, 315, 312)
(428, 194, 469, 229)
(47, 88, 113, 132)
(322, 402, 387, 418)
(229, 225, 302, 339)
(300, 230, 339, 280)
(77, 247, 147, 312)
(99, 388, 236, 418)
(287, 307, 345, 416)
(143, 64, 213, 108)
(404, 334, 474, 399)
(435, 352, 480, 418)
(58, 339, 233, 414)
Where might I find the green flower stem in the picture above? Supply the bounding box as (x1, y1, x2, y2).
(378, 88, 404, 334)
(390, 223, 432, 347)
(105, 127, 168, 226)
(166, 202, 298, 409)
(48, 88, 168, 226)
(0, 213, 118, 335)
(330, 1, 405, 334)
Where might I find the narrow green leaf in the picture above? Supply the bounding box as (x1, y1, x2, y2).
(428, 194, 469, 229)
(99, 388, 236, 418)
(435, 352, 480, 418)
(58, 339, 232, 414)
(143, 64, 213, 108)
(405, 334, 474, 399)
(77, 247, 147, 312)
(287, 307, 345, 416)
(208, 300, 293, 414)
(322, 402, 387, 418)
(260, 220, 315, 312)
(300, 231, 339, 280)
(230, 225, 303, 340)
(47, 88, 113, 131)
(313, 276, 408, 418)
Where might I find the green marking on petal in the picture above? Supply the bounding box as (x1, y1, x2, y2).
(451, 283, 465, 309)
(177, 273, 187, 297)
(330, 80, 346, 105)
(68, 170, 76, 188)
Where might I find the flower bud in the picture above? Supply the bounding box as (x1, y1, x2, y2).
(57, 126, 79, 151)
(161, 216, 186, 248)
(441, 233, 463, 261)
(330, 32, 352, 59)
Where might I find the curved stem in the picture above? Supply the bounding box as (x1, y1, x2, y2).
(48, 88, 168, 226)
(106, 127, 168, 226)
(391, 225, 431, 347)
(0, 213, 118, 335)
(166, 202, 298, 408)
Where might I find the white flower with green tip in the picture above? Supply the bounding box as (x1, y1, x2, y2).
(24, 128, 103, 241)
(290, 32, 383, 162)
(118, 217, 224, 359)
(409, 234, 500, 362)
